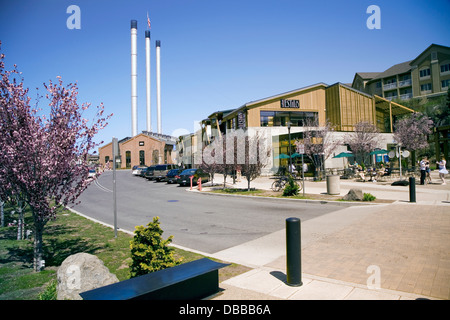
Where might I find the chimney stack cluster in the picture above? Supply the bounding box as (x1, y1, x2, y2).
(130, 19, 162, 136)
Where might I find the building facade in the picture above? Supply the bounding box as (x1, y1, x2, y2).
(352, 44, 450, 101)
(99, 132, 176, 169)
(177, 82, 414, 173)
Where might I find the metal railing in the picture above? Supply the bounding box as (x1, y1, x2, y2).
(400, 93, 413, 100)
(398, 79, 412, 87)
(383, 82, 397, 90)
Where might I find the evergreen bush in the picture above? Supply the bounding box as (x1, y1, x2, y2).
(283, 175, 299, 196)
(129, 216, 182, 278)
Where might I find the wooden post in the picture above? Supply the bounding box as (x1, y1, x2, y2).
(389, 101, 393, 133)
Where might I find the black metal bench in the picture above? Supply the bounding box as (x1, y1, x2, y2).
(80, 258, 229, 300)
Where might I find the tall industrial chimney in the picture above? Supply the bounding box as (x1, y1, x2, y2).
(130, 20, 138, 137)
(145, 30, 151, 132)
(156, 40, 162, 134)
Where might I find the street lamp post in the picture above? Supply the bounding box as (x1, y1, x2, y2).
(288, 121, 292, 173)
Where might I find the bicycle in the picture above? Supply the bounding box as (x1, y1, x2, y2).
(271, 176, 288, 192)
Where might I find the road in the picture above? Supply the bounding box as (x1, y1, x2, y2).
(71, 170, 344, 254)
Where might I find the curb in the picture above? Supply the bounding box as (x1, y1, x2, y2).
(187, 186, 391, 207)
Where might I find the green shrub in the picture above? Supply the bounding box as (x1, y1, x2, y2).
(283, 176, 299, 196)
(129, 216, 182, 278)
(363, 193, 376, 201)
(38, 279, 57, 300)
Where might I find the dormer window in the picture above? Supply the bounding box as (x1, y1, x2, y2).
(419, 68, 431, 78)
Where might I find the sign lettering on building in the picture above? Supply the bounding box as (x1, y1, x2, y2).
(237, 112, 246, 129)
(280, 99, 300, 108)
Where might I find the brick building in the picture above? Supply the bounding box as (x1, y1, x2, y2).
(98, 132, 176, 169)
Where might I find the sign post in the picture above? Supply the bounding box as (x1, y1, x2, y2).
(296, 143, 305, 197)
(112, 137, 118, 238)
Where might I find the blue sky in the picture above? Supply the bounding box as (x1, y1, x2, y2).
(1, 0, 449, 151)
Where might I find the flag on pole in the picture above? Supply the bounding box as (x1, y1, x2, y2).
(147, 12, 151, 29)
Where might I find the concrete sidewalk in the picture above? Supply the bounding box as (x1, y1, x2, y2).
(201, 172, 450, 300)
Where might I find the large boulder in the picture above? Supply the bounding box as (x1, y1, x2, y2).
(342, 188, 364, 201)
(57, 252, 119, 300)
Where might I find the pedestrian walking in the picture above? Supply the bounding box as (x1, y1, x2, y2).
(437, 157, 448, 185)
(419, 157, 428, 185)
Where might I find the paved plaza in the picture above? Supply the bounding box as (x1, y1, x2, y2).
(201, 172, 450, 300)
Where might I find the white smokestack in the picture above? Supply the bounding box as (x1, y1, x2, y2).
(130, 20, 138, 137)
(145, 30, 151, 132)
(156, 40, 161, 134)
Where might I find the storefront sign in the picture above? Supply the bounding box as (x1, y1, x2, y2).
(280, 99, 300, 108)
(237, 112, 246, 129)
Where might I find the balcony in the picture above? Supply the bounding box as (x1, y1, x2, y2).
(386, 95, 398, 101)
(383, 82, 397, 91)
(400, 93, 412, 100)
(398, 79, 412, 87)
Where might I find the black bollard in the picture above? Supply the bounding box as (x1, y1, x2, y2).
(286, 217, 302, 286)
(409, 177, 416, 203)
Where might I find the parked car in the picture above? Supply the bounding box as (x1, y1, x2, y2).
(144, 165, 157, 180)
(177, 168, 209, 186)
(87, 168, 97, 179)
(132, 165, 148, 176)
(153, 164, 179, 182)
(164, 168, 183, 184)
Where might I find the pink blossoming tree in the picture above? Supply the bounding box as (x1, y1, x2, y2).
(393, 112, 433, 167)
(0, 45, 112, 271)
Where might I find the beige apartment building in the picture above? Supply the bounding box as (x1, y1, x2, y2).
(352, 44, 450, 101)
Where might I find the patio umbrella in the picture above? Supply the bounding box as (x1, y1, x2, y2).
(291, 153, 302, 158)
(370, 149, 389, 155)
(275, 153, 290, 159)
(332, 151, 354, 158)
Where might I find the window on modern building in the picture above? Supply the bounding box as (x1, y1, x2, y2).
(105, 156, 110, 164)
(441, 63, 450, 74)
(420, 83, 432, 92)
(125, 151, 131, 168)
(260, 111, 318, 127)
(139, 150, 145, 165)
(442, 79, 450, 90)
(419, 68, 431, 78)
(376, 81, 382, 88)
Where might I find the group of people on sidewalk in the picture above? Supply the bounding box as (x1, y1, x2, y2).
(352, 163, 389, 182)
(420, 156, 448, 185)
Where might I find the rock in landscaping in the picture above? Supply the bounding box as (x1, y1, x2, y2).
(343, 188, 364, 201)
(57, 252, 119, 300)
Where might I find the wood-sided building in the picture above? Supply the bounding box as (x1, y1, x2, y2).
(180, 82, 414, 172)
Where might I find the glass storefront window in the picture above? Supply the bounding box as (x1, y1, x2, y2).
(260, 111, 318, 127)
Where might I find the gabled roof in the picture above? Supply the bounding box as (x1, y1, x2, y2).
(369, 60, 412, 81)
(410, 43, 450, 65)
(329, 82, 373, 98)
(244, 82, 329, 107)
(354, 72, 381, 80)
(206, 83, 330, 122)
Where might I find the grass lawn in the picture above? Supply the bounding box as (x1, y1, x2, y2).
(0, 205, 250, 300)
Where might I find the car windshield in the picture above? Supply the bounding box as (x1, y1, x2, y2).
(180, 169, 196, 175)
(168, 169, 179, 174)
(155, 165, 166, 170)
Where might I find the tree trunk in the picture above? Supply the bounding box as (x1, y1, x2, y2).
(247, 176, 251, 191)
(17, 206, 24, 240)
(1, 201, 4, 228)
(33, 222, 44, 272)
(223, 171, 227, 189)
